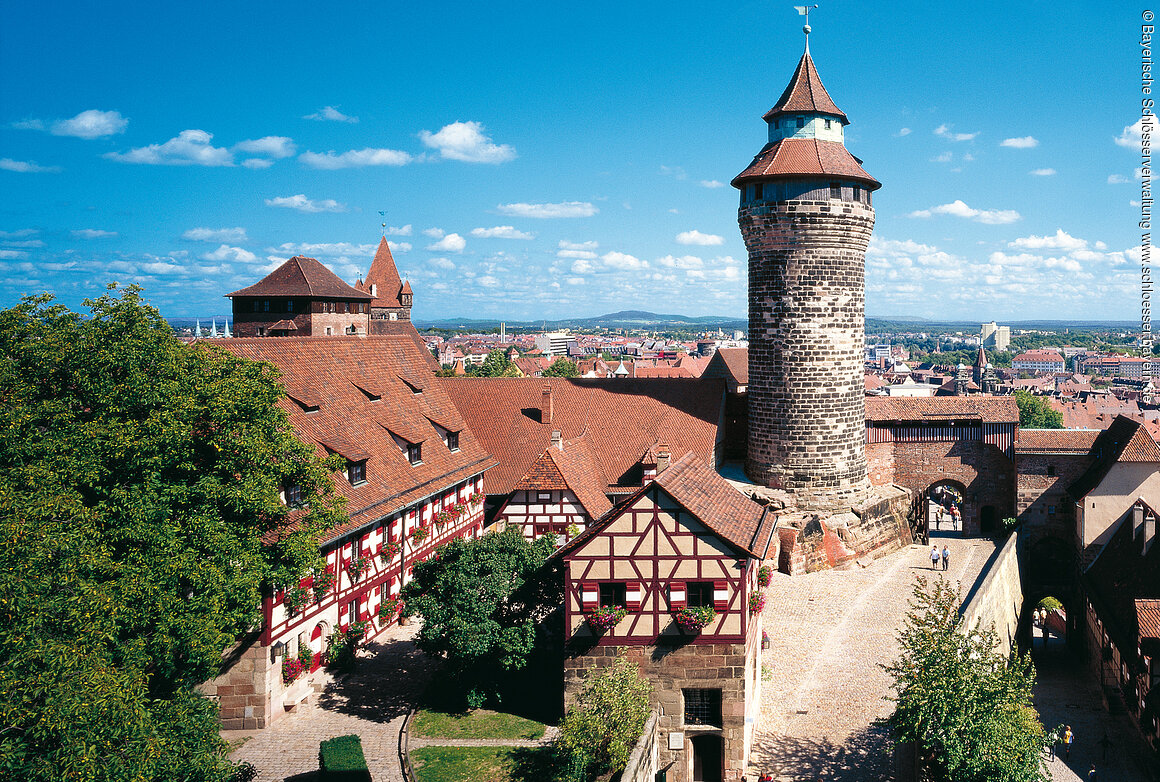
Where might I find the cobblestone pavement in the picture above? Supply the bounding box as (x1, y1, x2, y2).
(1031, 632, 1159, 782)
(227, 623, 435, 782)
(749, 532, 998, 781)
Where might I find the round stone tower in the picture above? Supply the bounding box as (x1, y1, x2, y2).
(732, 36, 881, 510)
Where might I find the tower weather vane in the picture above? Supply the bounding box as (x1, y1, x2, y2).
(378, 210, 387, 237)
(795, 4, 818, 48)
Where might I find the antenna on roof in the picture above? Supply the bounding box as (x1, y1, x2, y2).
(378, 209, 387, 238)
(794, 4, 819, 51)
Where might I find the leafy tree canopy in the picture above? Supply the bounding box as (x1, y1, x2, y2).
(558, 657, 651, 778)
(542, 358, 579, 377)
(0, 288, 344, 781)
(1014, 390, 1064, 429)
(469, 349, 521, 377)
(401, 528, 560, 707)
(883, 577, 1054, 782)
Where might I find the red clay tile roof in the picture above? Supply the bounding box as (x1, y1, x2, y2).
(514, 436, 613, 519)
(227, 256, 373, 300)
(1138, 599, 1160, 641)
(1069, 415, 1160, 500)
(373, 319, 441, 372)
(864, 396, 1019, 423)
(216, 336, 495, 545)
(1015, 429, 1100, 453)
(355, 238, 406, 308)
(672, 354, 710, 378)
(1050, 396, 1142, 430)
(732, 138, 880, 189)
(438, 377, 725, 496)
(703, 348, 748, 386)
(634, 365, 694, 378)
(763, 51, 848, 124)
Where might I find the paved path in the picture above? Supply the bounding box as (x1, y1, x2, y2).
(227, 623, 435, 782)
(749, 532, 998, 781)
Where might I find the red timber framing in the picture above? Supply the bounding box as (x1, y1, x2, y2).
(562, 486, 761, 646)
(498, 488, 590, 542)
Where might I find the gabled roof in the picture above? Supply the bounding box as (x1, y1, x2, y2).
(514, 435, 613, 520)
(439, 377, 725, 496)
(217, 336, 496, 544)
(227, 256, 373, 300)
(864, 396, 1019, 423)
(732, 138, 880, 189)
(703, 347, 748, 386)
(1015, 429, 1100, 454)
(763, 51, 848, 124)
(1069, 415, 1160, 500)
(355, 238, 408, 308)
(556, 451, 775, 560)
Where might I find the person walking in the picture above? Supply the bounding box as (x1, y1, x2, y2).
(930, 545, 940, 570)
(941, 544, 950, 571)
(1063, 725, 1074, 760)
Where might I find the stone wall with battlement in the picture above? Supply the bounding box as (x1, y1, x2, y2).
(960, 532, 1024, 658)
(740, 198, 874, 510)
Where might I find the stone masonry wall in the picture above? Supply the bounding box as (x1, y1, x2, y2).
(200, 636, 277, 730)
(1015, 452, 1092, 548)
(740, 197, 874, 510)
(564, 638, 758, 782)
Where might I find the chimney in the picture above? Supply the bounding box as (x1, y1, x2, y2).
(541, 384, 553, 424)
(656, 445, 671, 474)
(551, 429, 563, 451)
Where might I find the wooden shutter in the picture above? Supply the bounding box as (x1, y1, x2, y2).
(626, 581, 642, 610)
(669, 581, 687, 609)
(581, 582, 599, 609)
(713, 580, 729, 610)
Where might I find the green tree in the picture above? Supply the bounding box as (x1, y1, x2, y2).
(470, 348, 521, 377)
(0, 288, 345, 781)
(1014, 390, 1064, 429)
(401, 528, 560, 707)
(558, 657, 652, 779)
(542, 358, 579, 377)
(883, 577, 1053, 782)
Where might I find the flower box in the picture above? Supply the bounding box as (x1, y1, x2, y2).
(284, 587, 310, 616)
(586, 605, 627, 632)
(757, 565, 773, 588)
(312, 569, 336, 602)
(674, 605, 715, 633)
(281, 656, 305, 685)
(748, 591, 766, 614)
(347, 555, 370, 581)
(379, 541, 402, 561)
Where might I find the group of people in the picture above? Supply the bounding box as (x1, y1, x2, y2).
(929, 544, 950, 571)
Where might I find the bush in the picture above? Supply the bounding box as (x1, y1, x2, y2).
(558, 657, 651, 778)
(318, 734, 371, 781)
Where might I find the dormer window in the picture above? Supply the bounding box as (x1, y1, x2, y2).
(824, 118, 832, 129)
(406, 443, 422, 465)
(447, 431, 459, 452)
(348, 460, 366, 486)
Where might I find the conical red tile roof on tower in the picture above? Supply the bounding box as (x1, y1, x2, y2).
(763, 50, 848, 123)
(356, 237, 407, 307)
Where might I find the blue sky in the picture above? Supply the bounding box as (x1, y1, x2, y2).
(0, 1, 1149, 323)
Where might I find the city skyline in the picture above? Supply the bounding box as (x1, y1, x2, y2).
(0, 1, 1147, 323)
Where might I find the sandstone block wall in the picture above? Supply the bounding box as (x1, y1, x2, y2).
(740, 198, 874, 509)
(1016, 452, 1091, 547)
(201, 637, 278, 730)
(959, 532, 1023, 657)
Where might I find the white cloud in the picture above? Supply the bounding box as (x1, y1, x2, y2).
(264, 194, 346, 213)
(241, 158, 274, 169)
(269, 242, 376, 257)
(478, 275, 501, 287)
(601, 251, 647, 270)
(557, 249, 597, 260)
(676, 230, 724, 246)
(934, 123, 978, 142)
(907, 199, 1020, 224)
(423, 228, 445, 238)
(1108, 174, 1132, 184)
(430, 257, 456, 270)
(419, 121, 515, 163)
(183, 227, 247, 242)
(897, 127, 912, 137)
(50, 109, 128, 139)
(656, 255, 705, 269)
(234, 136, 296, 158)
(931, 151, 952, 163)
(202, 244, 258, 263)
(1008, 229, 1087, 252)
(497, 201, 598, 218)
(107, 129, 233, 166)
(1030, 168, 1056, 176)
(559, 240, 598, 251)
(1115, 116, 1155, 148)
(0, 249, 28, 259)
(303, 106, 358, 123)
(700, 179, 725, 188)
(384, 224, 412, 236)
(571, 259, 595, 274)
(389, 242, 412, 253)
(0, 158, 60, 173)
(566, 277, 586, 286)
(1000, 136, 1038, 148)
(470, 226, 534, 240)
(299, 147, 412, 169)
(72, 229, 117, 239)
(427, 233, 466, 252)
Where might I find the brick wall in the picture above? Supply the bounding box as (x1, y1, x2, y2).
(1015, 452, 1091, 547)
(739, 198, 874, 509)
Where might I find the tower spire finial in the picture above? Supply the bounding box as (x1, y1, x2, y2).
(378, 209, 387, 238)
(795, 4, 818, 52)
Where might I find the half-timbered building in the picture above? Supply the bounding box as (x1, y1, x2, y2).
(202, 336, 495, 729)
(559, 451, 776, 782)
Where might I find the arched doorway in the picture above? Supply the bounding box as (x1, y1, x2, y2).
(690, 734, 723, 782)
(926, 480, 966, 536)
(310, 621, 329, 671)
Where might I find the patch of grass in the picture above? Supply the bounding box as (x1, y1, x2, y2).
(410, 746, 515, 782)
(411, 708, 547, 740)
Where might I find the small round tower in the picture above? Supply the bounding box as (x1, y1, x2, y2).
(733, 33, 881, 509)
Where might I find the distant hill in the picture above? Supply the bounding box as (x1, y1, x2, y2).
(416, 310, 748, 332)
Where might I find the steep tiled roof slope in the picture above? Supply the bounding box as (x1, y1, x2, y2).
(864, 396, 1019, 423)
(703, 348, 748, 386)
(1015, 429, 1101, 453)
(732, 138, 879, 188)
(438, 377, 725, 495)
(763, 51, 848, 122)
(227, 256, 373, 299)
(218, 337, 495, 544)
(515, 435, 613, 519)
(1069, 415, 1160, 500)
(355, 238, 405, 308)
